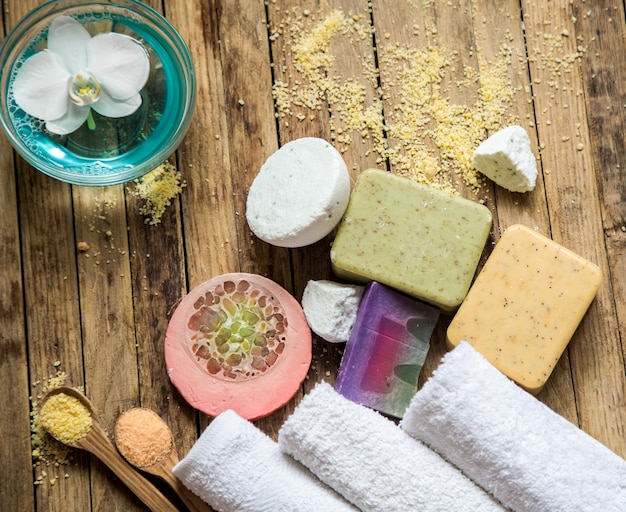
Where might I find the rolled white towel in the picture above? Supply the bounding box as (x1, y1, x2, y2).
(173, 409, 357, 512)
(401, 342, 626, 512)
(278, 382, 505, 512)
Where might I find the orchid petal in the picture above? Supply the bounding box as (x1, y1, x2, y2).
(47, 16, 90, 74)
(45, 103, 90, 135)
(87, 34, 150, 100)
(13, 50, 71, 120)
(92, 88, 142, 118)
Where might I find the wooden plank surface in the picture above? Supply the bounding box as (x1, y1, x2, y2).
(0, 0, 624, 510)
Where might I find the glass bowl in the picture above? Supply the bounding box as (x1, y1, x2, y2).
(0, 0, 196, 186)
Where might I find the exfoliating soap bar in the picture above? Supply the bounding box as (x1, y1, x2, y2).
(447, 224, 603, 394)
(335, 281, 439, 418)
(330, 169, 492, 311)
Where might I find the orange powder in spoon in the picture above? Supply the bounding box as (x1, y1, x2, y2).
(114, 408, 173, 468)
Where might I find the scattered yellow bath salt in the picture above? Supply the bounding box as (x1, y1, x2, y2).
(40, 393, 92, 444)
(291, 9, 349, 77)
(520, 7, 587, 133)
(270, 7, 517, 196)
(93, 196, 118, 221)
(88, 195, 118, 233)
(476, 44, 518, 134)
(378, 44, 451, 190)
(527, 25, 585, 78)
(130, 162, 186, 225)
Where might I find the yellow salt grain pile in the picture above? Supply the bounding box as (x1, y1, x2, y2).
(40, 393, 92, 444)
(381, 42, 517, 192)
(130, 162, 186, 225)
(31, 372, 76, 486)
(114, 408, 173, 468)
(270, 6, 518, 196)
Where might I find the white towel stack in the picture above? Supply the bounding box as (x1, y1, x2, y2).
(172, 409, 357, 512)
(278, 382, 505, 512)
(400, 341, 626, 512)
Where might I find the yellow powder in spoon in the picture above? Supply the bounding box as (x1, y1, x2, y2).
(115, 408, 173, 468)
(40, 393, 92, 444)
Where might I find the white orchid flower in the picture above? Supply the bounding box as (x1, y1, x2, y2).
(13, 15, 150, 135)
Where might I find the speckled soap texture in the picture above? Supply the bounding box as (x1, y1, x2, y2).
(447, 224, 603, 394)
(330, 169, 493, 312)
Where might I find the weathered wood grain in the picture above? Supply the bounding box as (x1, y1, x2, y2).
(472, 0, 577, 420)
(126, 0, 199, 477)
(521, 0, 626, 455)
(3, 0, 89, 507)
(573, 0, 626, 448)
(214, 0, 295, 438)
(574, 0, 626, 398)
(267, 0, 339, 396)
(2, 0, 626, 510)
(0, 10, 32, 506)
(17, 164, 92, 512)
(72, 184, 143, 510)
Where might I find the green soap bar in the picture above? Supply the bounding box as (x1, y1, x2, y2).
(330, 169, 492, 311)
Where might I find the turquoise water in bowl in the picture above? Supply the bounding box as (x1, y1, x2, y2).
(6, 11, 193, 184)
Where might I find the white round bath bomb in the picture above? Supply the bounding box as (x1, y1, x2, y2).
(301, 280, 364, 344)
(473, 125, 538, 193)
(246, 138, 350, 248)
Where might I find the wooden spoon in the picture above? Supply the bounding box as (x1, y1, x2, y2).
(39, 386, 178, 512)
(114, 408, 211, 512)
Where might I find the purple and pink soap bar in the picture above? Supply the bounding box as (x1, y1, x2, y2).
(335, 281, 439, 418)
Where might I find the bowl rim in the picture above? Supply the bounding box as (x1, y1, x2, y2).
(0, 0, 197, 186)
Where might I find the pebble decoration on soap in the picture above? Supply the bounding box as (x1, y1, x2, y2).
(165, 273, 312, 420)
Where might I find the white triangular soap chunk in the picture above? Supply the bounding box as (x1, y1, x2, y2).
(473, 125, 538, 193)
(301, 280, 363, 344)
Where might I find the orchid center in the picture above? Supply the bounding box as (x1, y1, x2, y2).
(68, 71, 101, 106)
(12, 16, 151, 135)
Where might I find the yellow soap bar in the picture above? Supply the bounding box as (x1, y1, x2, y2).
(447, 224, 602, 394)
(330, 169, 492, 311)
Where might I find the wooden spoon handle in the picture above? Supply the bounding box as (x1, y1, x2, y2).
(80, 423, 179, 512)
(158, 457, 212, 512)
(159, 470, 212, 512)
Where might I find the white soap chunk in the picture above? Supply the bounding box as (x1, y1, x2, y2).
(246, 138, 351, 248)
(301, 280, 364, 344)
(473, 125, 538, 193)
